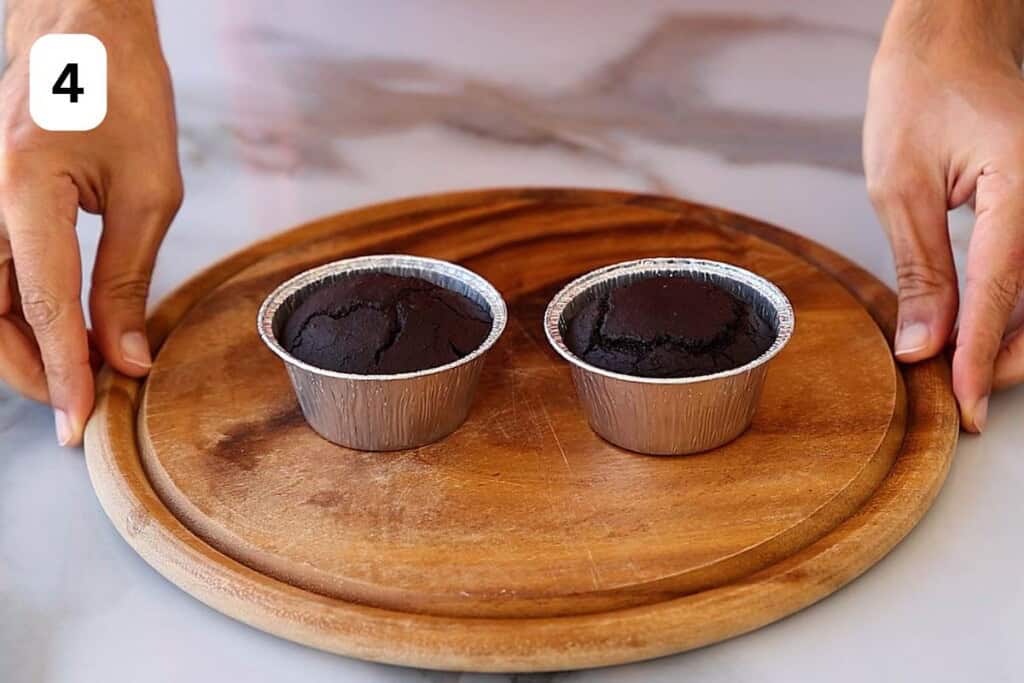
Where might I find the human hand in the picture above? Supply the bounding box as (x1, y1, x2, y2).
(864, 0, 1024, 432)
(0, 0, 181, 445)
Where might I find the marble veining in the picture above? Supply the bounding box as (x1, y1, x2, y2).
(181, 14, 869, 185)
(1, 2, 1022, 682)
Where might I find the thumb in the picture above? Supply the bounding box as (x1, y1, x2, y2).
(869, 176, 959, 361)
(90, 188, 180, 377)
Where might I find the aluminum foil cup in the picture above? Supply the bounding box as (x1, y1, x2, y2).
(258, 255, 507, 451)
(544, 258, 794, 455)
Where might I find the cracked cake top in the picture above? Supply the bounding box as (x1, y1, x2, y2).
(280, 272, 492, 374)
(564, 274, 775, 378)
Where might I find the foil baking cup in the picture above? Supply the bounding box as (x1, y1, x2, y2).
(544, 258, 794, 455)
(258, 255, 507, 451)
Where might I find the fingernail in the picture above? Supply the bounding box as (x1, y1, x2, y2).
(973, 395, 989, 433)
(895, 322, 930, 357)
(54, 409, 74, 446)
(120, 331, 152, 369)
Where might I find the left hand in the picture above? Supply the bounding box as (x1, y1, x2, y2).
(864, 1, 1024, 432)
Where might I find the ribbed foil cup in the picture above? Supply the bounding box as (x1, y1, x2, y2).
(258, 255, 507, 451)
(544, 258, 794, 455)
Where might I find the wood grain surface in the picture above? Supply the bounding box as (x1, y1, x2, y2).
(84, 188, 958, 672)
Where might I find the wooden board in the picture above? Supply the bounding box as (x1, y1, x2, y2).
(84, 188, 958, 671)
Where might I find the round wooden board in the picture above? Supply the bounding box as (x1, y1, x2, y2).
(84, 188, 958, 672)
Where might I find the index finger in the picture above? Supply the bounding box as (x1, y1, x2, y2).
(954, 170, 1024, 432)
(1, 169, 92, 446)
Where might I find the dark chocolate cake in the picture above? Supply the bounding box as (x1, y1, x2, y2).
(281, 272, 492, 374)
(564, 275, 774, 378)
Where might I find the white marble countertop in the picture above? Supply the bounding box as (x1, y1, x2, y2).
(2, 2, 1023, 681)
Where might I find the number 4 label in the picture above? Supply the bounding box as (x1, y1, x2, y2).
(53, 63, 86, 103)
(30, 34, 107, 131)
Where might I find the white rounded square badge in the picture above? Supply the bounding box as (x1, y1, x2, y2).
(29, 34, 107, 131)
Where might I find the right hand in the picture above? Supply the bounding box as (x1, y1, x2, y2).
(0, 0, 182, 446)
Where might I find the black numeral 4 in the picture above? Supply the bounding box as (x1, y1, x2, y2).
(52, 63, 85, 103)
